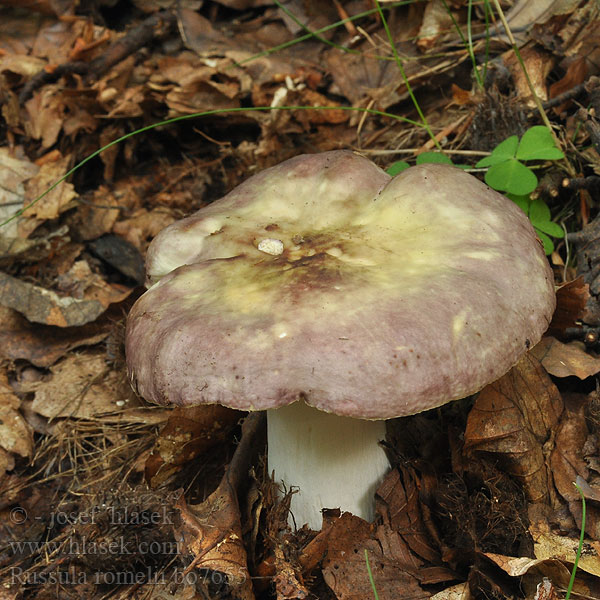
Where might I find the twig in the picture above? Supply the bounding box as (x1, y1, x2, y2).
(542, 83, 587, 110)
(19, 11, 176, 104)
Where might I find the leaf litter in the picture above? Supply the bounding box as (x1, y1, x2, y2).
(1, 0, 600, 599)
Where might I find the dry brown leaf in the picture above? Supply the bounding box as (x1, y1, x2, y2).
(272, 544, 309, 600)
(176, 413, 265, 600)
(145, 405, 243, 487)
(548, 278, 590, 337)
(0, 306, 110, 367)
(549, 57, 588, 113)
(0, 267, 131, 328)
(529, 517, 600, 578)
(31, 352, 124, 419)
(376, 466, 440, 565)
(22, 152, 76, 219)
(417, 0, 455, 52)
(112, 208, 176, 252)
(24, 88, 66, 150)
(0, 371, 34, 458)
(0, 146, 40, 236)
(464, 354, 563, 504)
(531, 336, 600, 379)
(319, 512, 427, 600)
(551, 394, 589, 503)
(430, 583, 471, 600)
(68, 186, 120, 241)
(503, 45, 554, 107)
(503, 0, 582, 44)
(548, 394, 600, 540)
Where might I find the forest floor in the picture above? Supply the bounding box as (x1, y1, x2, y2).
(1, 0, 600, 599)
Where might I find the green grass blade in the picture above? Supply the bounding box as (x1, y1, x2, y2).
(364, 548, 380, 600)
(374, 0, 441, 150)
(236, 1, 412, 67)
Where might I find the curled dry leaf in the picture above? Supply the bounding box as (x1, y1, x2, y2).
(464, 354, 563, 504)
(375, 466, 440, 566)
(531, 336, 600, 379)
(175, 413, 265, 600)
(145, 404, 243, 488)
(503, 45, 554, 107)
(549, 394, 600, 540)
(481, 551, 576, 599)
(317, 512, 427, 600)
(548, 277, 589, 336)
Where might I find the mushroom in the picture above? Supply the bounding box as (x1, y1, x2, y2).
(126, 151, 555, 530)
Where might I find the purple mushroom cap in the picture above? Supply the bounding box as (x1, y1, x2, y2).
(126, 150, 555, 419)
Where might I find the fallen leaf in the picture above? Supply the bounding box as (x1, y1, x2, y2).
(69, 186, 120, 241)
(531, 336, 600, 379)
(176, 413, 265, 600)
(548, 278, 590, 337)
(0, 269, 131, 327)
(503, 0, 582, 45)
(503, 45, 554, 107)
(145, 405, 243, 487)
(31, 352, 125, 419)
(549, 57, 587, 113)
(549, 394, 600, 540)
(0, 224, 69, 262)
(272, 544, 309, 600)
(376, 466, 440, 564)
(22, 152, 76, 219)
(529, 517, 600, 578)
(0, 306, 111, 367)
(0, 371, 34, 458)
(551, 394, 590, 503)
(464, 354, 563, 504)
(319, 512, 427, 600)
(417, 0, 455, 52)
(0, 146, 40, 237)
(430, 583, 471, 600)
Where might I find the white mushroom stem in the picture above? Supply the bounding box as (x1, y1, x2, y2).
(267, 401, 390, 530)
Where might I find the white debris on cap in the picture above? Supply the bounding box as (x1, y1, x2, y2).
(258, 238, 284, 255)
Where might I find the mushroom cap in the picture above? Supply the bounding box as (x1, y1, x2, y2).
(126, 151, 555, 419)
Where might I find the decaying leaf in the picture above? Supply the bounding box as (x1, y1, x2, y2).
(176, 413, 265, 600)
(145, 404, 243, 487)
(548, 394, 600, 540)
(0, 268, 131, 327)
(376, 466, 441, 565)
(0, 370, 34, 458)
(548, 277, 590, 336)
(22, 152, 76, 220)
(529, 517, 600, 579)
(272, 544, 309, 600)
(464, 354, 563, 504)
(31, 352, 126, 419)
(319, 512, 427, 600)
(531, 336, 600, 379)
(0, 146, 40, 236)
(0, 306, 111, 367)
